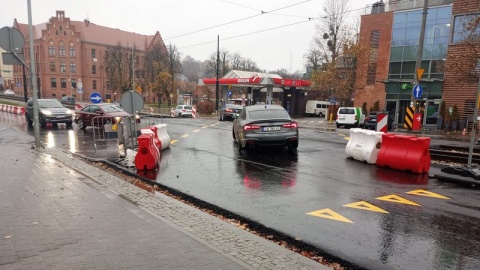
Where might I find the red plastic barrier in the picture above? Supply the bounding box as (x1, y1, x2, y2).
(134, 133, 160, 171)
(147, 126, 162, 150)
(376, 134, 430, 173)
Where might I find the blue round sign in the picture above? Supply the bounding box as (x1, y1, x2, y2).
(413, 85, 423, 99)
(90, 92, 102, 104)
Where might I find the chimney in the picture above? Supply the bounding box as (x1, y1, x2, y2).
(84, 19, 90, 26)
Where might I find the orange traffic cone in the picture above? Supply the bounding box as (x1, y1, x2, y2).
(462, 128, 466, 136)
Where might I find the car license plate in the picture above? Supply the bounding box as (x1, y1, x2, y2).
(56, 116, 65, 118)
(263, 126, 280, 131)
(340, 118, 345, 121)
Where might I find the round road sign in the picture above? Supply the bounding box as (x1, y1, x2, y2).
(120, 90, 144, 114)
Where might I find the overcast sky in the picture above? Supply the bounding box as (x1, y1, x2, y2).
(0, 0, 375, 74)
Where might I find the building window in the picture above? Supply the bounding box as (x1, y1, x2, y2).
(93, 80, 97, 90)
(60, 62, 66, 72)
(71, 79, 77, 89)
(50, 62, 56, 72)
(92, 65, 96, 74)
(69, 47, 76, 57)
(91, 49, 96, 59)
(367, 63, 377, 85)
(48, 46, 55, 55)
(59, 46, 66, 56)
(61, 78, 67, 88)
(52, 93, 56, 98)
(452, 13, 480, 43)
(51, 78, 57, 88)
(70, 63, 76, 73)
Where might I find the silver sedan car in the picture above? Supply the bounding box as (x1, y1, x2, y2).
(232, 105, 299, 151)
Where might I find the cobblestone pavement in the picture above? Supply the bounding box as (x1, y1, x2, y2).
(0, 125, 328, 270)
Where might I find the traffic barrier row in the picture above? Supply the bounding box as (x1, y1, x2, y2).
(134, 124, 171, 171)
(345, 128, 383, 164)
(0, 104, 25, 115)
(346, 129, 431, 174)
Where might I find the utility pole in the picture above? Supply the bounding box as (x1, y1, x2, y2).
(412, 0, 429, 110)
(27, 0, 40, 149)
(215, 35, 219, 114)
(132, 46, 135, 91)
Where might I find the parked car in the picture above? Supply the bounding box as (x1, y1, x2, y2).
(60, 96, 76, 109)
(25, 98, 74, 127)
(174, 105, 193, 117)
(3, 89, 14, 96)
(364, 111, 394, 130)
(220, 104, 244, 121)
(336, 107, 365, 128)
(74, 103, 131, 129)
(232, 104, 298, 151)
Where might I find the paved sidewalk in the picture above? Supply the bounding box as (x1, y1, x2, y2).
(0, 125, 327, 270)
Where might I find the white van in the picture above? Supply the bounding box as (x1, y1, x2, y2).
(305, 100, 329, 117)
(336, 107, 365, 128)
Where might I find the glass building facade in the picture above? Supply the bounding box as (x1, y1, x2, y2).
(385, 5, 452, 127)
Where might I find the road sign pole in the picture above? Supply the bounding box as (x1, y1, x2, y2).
(27, 0, 40, 149)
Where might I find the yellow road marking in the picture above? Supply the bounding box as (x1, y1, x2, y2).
(210, 124, 216, 127)
(376, 194, 420, 206)
(406, 190, 450, 199)
(181, 134, 190, 138)
(202, 126, 209, 128)
(192, 129, 200, 133)
(306, 208, 353, 223)
(170, 139, 178, 145)
(343, 201, 389, 213)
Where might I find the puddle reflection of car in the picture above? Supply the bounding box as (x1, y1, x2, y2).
(220, 104, 244, 121)
(233, 105, 299, 152)
(74, 103, 132, 129)
(25, 98, 73, 127)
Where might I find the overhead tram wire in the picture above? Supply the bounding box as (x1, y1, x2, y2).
(177, 2, 373, 51)
(163, 0, 312, 41)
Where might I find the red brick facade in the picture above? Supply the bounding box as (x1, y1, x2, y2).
(354, 12, 393, 111)
(12, 11, 166, 103)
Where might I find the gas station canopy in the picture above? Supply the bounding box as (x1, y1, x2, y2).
(199, 70, 311, 88)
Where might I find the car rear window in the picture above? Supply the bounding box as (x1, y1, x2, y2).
(38, 100, 63, 108)
(339, 108, 355, 114)
(184, 106, 192, 110)
(249, 109, 290, 120)
(100, 104, 125, 112)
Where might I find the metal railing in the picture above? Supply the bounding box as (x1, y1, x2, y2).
(91, 115, 138, 157)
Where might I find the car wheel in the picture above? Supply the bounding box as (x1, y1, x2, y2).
(39, 119, 46, 128)
(289, 141, 299, 151)
(66, 121, 73, 127)
(179, 113, 183, 118)
(336, 123, 340, 128)
(77, 119, 86, 130)
(26, 115, 33, 126)
(232, 128, 236, 140)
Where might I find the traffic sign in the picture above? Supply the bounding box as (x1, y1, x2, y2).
(329, 97, 336, 104)
(416, 68, 424, 80)
(90, 92, 102, 104)
(413, 84, 423, 99)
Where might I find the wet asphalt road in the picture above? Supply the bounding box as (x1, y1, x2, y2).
(1, 112, 480, 270)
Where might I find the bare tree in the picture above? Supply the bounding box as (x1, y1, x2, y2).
(304, 46, 323, 72)
(182, 55, 203, 82)
(104, 43, 136, 94)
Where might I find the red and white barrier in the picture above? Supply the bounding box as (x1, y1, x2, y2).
(192, 105, 196, 119)
(0, 105, 25, 115)
(170, 108, 175, 117)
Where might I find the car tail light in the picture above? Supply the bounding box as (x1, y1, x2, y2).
(336, 115, 339, 120)
(282, 122, 298, 129)
(244, 124, 261, 131)
(225, 108, 232, 112)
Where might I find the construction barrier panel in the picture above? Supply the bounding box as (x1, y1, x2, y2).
(376, 134, 431, 173)
(134, 133, 160, 171)
(141, 128, 161, 150)
(345, 128, 383, 164)
(376, 112, 388, 133)
(0, 105, 25, 115)
(152, 124, 171, 150)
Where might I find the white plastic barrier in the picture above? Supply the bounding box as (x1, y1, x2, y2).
(345, 128, 383, 164)
(152, 124, 171, 150)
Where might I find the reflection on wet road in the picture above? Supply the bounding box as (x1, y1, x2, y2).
(2, 111, 480, 269)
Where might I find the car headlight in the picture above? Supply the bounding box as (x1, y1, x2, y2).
(65, 109, 72, 114)
(115, 117, 122, 123)
(135, 114, 140, 119)
(41, 110, 52, 115)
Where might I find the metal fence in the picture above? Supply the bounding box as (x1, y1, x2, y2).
(91, 115, 139, 156)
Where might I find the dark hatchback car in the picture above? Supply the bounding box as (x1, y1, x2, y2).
(25, 98, 73, 127)
(232, 105, 298, 151)
(220, 104, 244, 121)
(60, 96, 76, 109)
(364, 111, 393, 130)
(74, 103, 131, 129)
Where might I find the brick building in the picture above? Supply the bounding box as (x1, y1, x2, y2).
(355, 0, 480, 129)
(12, 10, 166, 103)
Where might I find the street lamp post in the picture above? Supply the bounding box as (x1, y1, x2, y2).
(467, 61, 480, 167)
